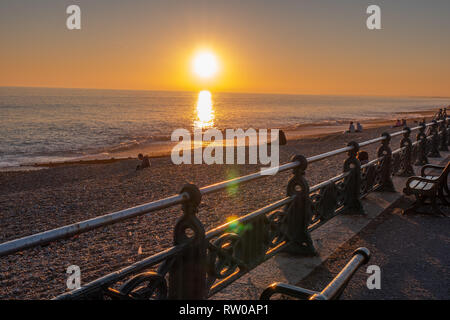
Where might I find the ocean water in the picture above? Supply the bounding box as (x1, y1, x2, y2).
(0, 87, 448, 168)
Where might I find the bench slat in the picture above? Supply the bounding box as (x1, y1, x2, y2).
(409, 180, 421, 189)
(415, 181, 427, 190)
(409, 180, 435, 191)
(423, 183, 434, 191)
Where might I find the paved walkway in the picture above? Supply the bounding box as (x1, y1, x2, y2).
(296, 156, 450, 300)
(296, 196, 450, 299)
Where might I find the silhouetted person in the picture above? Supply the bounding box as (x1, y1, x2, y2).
(357, 151, 369, 165)
(136, 153, 150, 171)
(278, 130, 287, 146)
(402, 119, 407, 127)
(347, 122, 355, 133)
(356, 122, 363, 133)
(267, 129, 287, 146)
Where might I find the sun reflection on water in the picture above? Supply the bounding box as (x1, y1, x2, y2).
(194, 90, 215, 129)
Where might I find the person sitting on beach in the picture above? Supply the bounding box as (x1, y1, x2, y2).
(136, 153, 150, 171)
(346, 122, 355, 133)
(356, 122, 363, 133)
(394, 119, 402, 127)
(266, 129, 287, 146)
(402, 119, 407, 127)
(278, 129, 287, 146)
(357, 151, 369, 165)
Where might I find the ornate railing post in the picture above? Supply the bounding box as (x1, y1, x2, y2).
(283, 155, 316, 256)
(169, 184, 207, 299)
(342, 141, 365, 215)
(428, 120, 441, 158)
(445, 108, 450, 147)
(376, 132, 396, 192)
(437, 108, 443, 120)
(396, 127, 415, 176)
(415, 124, 428, 166)
(448, 123, 450, 147)
(439, 118, 449, 152)
(448, 121, 450, 147)
(444, 108, 450, 147)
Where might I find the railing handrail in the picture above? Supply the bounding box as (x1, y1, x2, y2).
(0, 117, 446, 258)
(55, 242, 188, 300)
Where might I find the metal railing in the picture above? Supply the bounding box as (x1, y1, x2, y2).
(0, 108, 448, 300)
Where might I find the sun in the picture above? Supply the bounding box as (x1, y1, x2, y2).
(192, 50, 219, 79)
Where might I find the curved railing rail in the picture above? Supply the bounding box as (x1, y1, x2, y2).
(0, 108, 448, 300)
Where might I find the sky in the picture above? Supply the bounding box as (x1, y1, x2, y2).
(1, 0, 450, 96)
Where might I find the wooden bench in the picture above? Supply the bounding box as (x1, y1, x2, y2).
(421, 163, 450, 201)
(403, 162, 450, 216)
(260, 248, 370, 300)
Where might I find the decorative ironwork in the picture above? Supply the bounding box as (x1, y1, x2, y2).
(310, 184, 338, 222)
(375, 132, 395, 192)
(446, 109, 450, 147)
(234, 214, 271, 268)
(204, 197, 293, 296)
(207, 233, 242, 280)
(428, 121, 441, 158)
(341, 141, 365, 215)
(360, 164, 376, 196)
(266, 210, 288, 250)
(415, 124, 428, 166)
(395, 127, 415, 176)
(283, 155, 316, 256)
(169, 184, 207, 299)
(448, 123, 450, 146)
(439, 119, 449, 152)
(119, 272, 168, 300)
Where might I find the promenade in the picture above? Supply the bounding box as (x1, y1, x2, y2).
(299, 194, 450, 299)
(214, 152, 449, 300)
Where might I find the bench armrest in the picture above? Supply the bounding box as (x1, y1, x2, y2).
(260, 283, 318, 300)
(260, 247, 370, 300)
(421, 164, 444, 177)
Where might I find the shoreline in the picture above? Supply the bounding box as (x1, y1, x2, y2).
(5, 108, 439, 171)
(6, 108, 437, 171)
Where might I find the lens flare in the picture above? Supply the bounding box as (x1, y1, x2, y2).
(226, 215, 252, 235)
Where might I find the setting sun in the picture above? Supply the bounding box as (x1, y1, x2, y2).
(192, 51, 219, 79)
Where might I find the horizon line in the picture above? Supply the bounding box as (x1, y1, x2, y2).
(1, 85, 450, 100)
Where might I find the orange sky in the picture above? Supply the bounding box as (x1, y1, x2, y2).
(1, 1, 450, 97)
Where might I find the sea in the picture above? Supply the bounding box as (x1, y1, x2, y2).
(0, 87, 448, 169)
